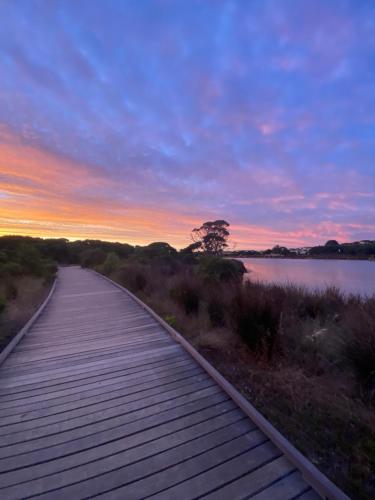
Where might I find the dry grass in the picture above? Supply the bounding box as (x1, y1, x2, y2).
(0, 276, 51, 351)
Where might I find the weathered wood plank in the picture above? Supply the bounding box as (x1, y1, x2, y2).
(1, 414, 249, 498)
(201, 456, 295, 500)
(249, 470, 310, 499)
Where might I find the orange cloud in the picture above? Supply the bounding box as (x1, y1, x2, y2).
(1, 132, 373, 250)
(0, 136, 203, 246)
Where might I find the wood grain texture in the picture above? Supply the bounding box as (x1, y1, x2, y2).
(0, 266, 341, 499)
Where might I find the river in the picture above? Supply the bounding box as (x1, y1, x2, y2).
(238, 258, 375, 296)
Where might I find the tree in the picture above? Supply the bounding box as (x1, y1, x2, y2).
(325, 240, 339, 246)
(140, 242, 177, 258)
(180, 242, 202, 254)
(271, 245, 290, 256)
(192, 220, 230, 255)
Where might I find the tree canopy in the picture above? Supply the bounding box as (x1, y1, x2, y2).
(325, 240, 339, 246)
(192, 220, 230, 255)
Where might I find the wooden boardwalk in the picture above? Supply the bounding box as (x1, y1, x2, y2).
(0, 266, 344, 499)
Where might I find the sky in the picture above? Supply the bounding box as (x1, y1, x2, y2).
(0, 0, 374, 249)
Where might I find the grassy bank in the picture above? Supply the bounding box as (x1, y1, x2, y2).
(96, 252, 375, 500)
(0, 239, 56, 352)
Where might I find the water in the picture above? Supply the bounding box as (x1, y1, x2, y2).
(238, 258, 375, 296)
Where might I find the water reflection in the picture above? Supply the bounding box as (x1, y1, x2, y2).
(239, 258, 375, 296)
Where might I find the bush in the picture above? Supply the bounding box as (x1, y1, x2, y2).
(117, 264, 148, 292)
(100, 252, 120, 275)
(198, 256, 246, 284)
(16, 244, 44, 275)
(42, 260, 58, 280)
(230, 282, 282, 359)
(0, 296, 6, 315)
(344, 301, 375, 402)
(207, 293, 227, 327)
(80, 248, 106, 268)
(0, 261, 23, 277)
(170, 277, 201, 314)
(4, 281, 17, 300)
(152, 255, 181, 276)
(296, 286, 343, 320)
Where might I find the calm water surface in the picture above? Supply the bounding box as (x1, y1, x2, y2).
(239, 258, 375, 296)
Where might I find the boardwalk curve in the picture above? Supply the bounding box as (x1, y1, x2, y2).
(0, 266, 347, 499)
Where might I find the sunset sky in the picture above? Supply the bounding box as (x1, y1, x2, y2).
(0, 0, 374, 249)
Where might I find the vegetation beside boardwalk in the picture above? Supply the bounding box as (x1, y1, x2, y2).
(97, 247, 374, 500)
(0, 234, 374, 498)
(0, 237, 57, 352)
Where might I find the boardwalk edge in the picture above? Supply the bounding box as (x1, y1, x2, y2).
(0, 277, 57, 367)
(93, 269, 349, 500)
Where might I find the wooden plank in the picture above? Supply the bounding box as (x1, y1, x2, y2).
(0, 377, 215, 445)
(0, 363, 201, 417)
(0, 364, 201, 421)
(0, 345, 183, 383)
(1, 413, 249, 497)
(0, 394, 233, 472)
(201, 456, 295, 500)
(4, 337, 173, 367)
(296, 489, 322, 500)
(0, 385, 222, 458)
(0, 341, 177, 374)
(105, 438, 278, 499)
(0, 404, 239, 489)
(0, 351, 188, 392)
(249, 470, 311, 500)
(0, 372, 209, 434)
(0, 342, 181, 394)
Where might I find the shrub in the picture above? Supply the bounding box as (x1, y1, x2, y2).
(152, 255, 181, 276)
(0, 261, 23, 277)
(207, 293, 227, 327)
(170, 277, 201, 314)
(297, 286, 343, 320)
(0, 296, 6, 315)
(344, 301, 375, 402)
(230, 282, 282, 359)
(16, 244, 44, 275)
(80, 248, 106, 268)
(100, 252, 120, 275)
(4, 281, 17, 300)
(117, 264, 148, 292)
(164, 314, 177, 328)
(198, 256, 246, 284)
(42, 260, 58, 280)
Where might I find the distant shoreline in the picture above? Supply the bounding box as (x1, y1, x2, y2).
(226, 254, 375, 261)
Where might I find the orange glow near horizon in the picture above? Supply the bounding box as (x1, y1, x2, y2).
(1, 134, 373, 250)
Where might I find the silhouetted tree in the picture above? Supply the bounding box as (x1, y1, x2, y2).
(192, 220, 230, 255)
(140, 242, 177, 258)
(180, 242, 202, 254)
(325, 240, 339, 246)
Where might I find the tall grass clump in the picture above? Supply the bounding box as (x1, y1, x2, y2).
(117, 263, 148, 293)
(99, 252, 120, 276)
(0, 296, 6, 316)
(207, 292, 227, 327)
(344, 298, 375, 402)
(230, 281, 282, 359)
(170, 275, 201, 314)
